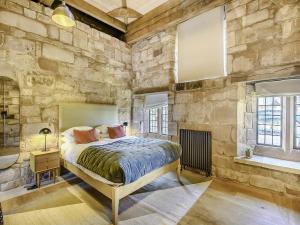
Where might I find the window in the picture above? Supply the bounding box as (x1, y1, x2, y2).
(149, 108, 158, 133)
(257, 96, 282, 147)
(294, 96, 300, 149)
(148, 105, 168, 135)
(161, 106, 168, 135)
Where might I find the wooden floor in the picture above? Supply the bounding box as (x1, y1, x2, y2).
(1, 170, 300, 225)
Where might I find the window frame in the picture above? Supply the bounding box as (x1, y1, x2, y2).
(148, 105, 168, 135)
(161, 105, 168, 135)
(149, 107, 159, 133)
(256, 96, 283, 148)
(293, 96, 300, 150)
(253, 95, 300, 161)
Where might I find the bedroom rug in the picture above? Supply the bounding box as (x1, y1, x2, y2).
(2, 170, 300, 225)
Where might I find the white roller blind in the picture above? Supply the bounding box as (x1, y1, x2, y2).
(255, 79, 300, 96)
(144, 93, 168, 108)
(177, 6, 226, 82)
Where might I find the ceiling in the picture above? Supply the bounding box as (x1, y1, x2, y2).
(85, 0, 168, 24)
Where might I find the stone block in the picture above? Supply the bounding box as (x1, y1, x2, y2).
(37, 13, 51, 24)
(258, 0, 272, 9)
(47, 25, 59, 40)
(9, 0, 29, 8)
(0, 11, 47, 37)
(228, 44, 247, 54)
(76, 21, 91, 34)
(43, 6, 52, 17)
(24, 8, 36, 19)
(233, 56, 254, 72)
(73, 28, 88, 50)
(260, 46, 282, 67)
(168, 122, 177, 136)
(212, 125, 234, 143)
(38, 57, 58, 72)
(60, 29, 73, 45)
(213, 101, 237, 125)
(5, 36, 35, 55)
(235, 27, 257, 44)
(42, 43, 74, 64)
(6, 1, 23, 14)
(216, 167, 249, 183)
(74, 56, 88, 68)
(249, 175, 284, 192)
(29, 1, 42, 13)
(242, 9, 269, 27)
(227, 5, 247, 21)
(173, 104, 188, 122)
(244, 112, 253, 128)
(21, 105, 40, 117)
(285, 184, 300, 197)
(227, 18, 242, 32)
(22, 122, 52, 136)
(247, 0, 258, 14)
(175, 92, 193, 104)
(275, 4, 299, 22)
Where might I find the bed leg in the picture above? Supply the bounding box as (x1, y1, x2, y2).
(112, 187, 119, 225)
(176, 163, 183, 185)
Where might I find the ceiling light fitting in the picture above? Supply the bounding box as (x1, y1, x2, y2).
(52, 0, 75, 27)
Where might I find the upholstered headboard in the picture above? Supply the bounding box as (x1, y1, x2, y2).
(59, 103, 118, 132)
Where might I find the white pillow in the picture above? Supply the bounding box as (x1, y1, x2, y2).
(62, 126, 93, 135)
(61, 136, 75, 143)
(95, 125, 110, 138)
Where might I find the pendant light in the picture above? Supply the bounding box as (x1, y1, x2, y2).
(52, 1, 75, 27)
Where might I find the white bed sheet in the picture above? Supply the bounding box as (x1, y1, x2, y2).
(61, 136, 135, 186)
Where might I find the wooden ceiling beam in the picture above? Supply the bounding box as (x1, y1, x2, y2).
(125, 0, 227, 44)
(65, 0, 127, 32)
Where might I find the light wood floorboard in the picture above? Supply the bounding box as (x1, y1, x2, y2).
(2, 170, 300, 225)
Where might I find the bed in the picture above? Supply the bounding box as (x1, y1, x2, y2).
(59, 103, 182, 225)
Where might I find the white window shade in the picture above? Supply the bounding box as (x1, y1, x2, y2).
(255, 79, 300, 96)
(144, 93, 168, 108)
(177, 6, 226, 82)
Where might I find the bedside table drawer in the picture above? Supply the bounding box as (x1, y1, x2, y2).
(35, 159, 59, 172)
(36, 153, 59, 163)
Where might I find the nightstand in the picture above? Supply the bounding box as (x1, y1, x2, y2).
(30, 149, 60, 188)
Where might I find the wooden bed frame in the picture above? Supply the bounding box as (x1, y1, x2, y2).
(62, 159, 181, 224)
(59, 103, 182, 224)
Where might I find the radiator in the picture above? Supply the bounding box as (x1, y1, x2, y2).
(179, 129, 212, 176)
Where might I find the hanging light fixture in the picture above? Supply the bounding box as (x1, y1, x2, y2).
(52, 1, 75, 27)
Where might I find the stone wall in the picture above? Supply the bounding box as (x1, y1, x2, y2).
(132, 27, 176, 93)
(0, 78, 20, 147)
(227, 0, 300, 81)
(0, 0, 132, 191)
(173, 79, 300, 195)
(131, 0, 300, 196)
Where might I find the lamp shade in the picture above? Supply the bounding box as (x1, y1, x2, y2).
(52, 1, 75, 27)
(39, 128, 52, 135)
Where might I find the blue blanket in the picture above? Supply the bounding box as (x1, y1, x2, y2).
(77, 137, 182, 184)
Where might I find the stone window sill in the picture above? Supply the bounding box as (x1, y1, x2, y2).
(234, 155, 300, 175)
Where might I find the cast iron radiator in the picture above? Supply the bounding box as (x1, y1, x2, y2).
(179, 129, 212, 176)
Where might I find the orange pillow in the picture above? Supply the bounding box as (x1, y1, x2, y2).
(73, 128, 98, 144)
(108, 126, 125, 139)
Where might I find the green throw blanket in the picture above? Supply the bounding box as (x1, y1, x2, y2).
(77, 137, 182, 184)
